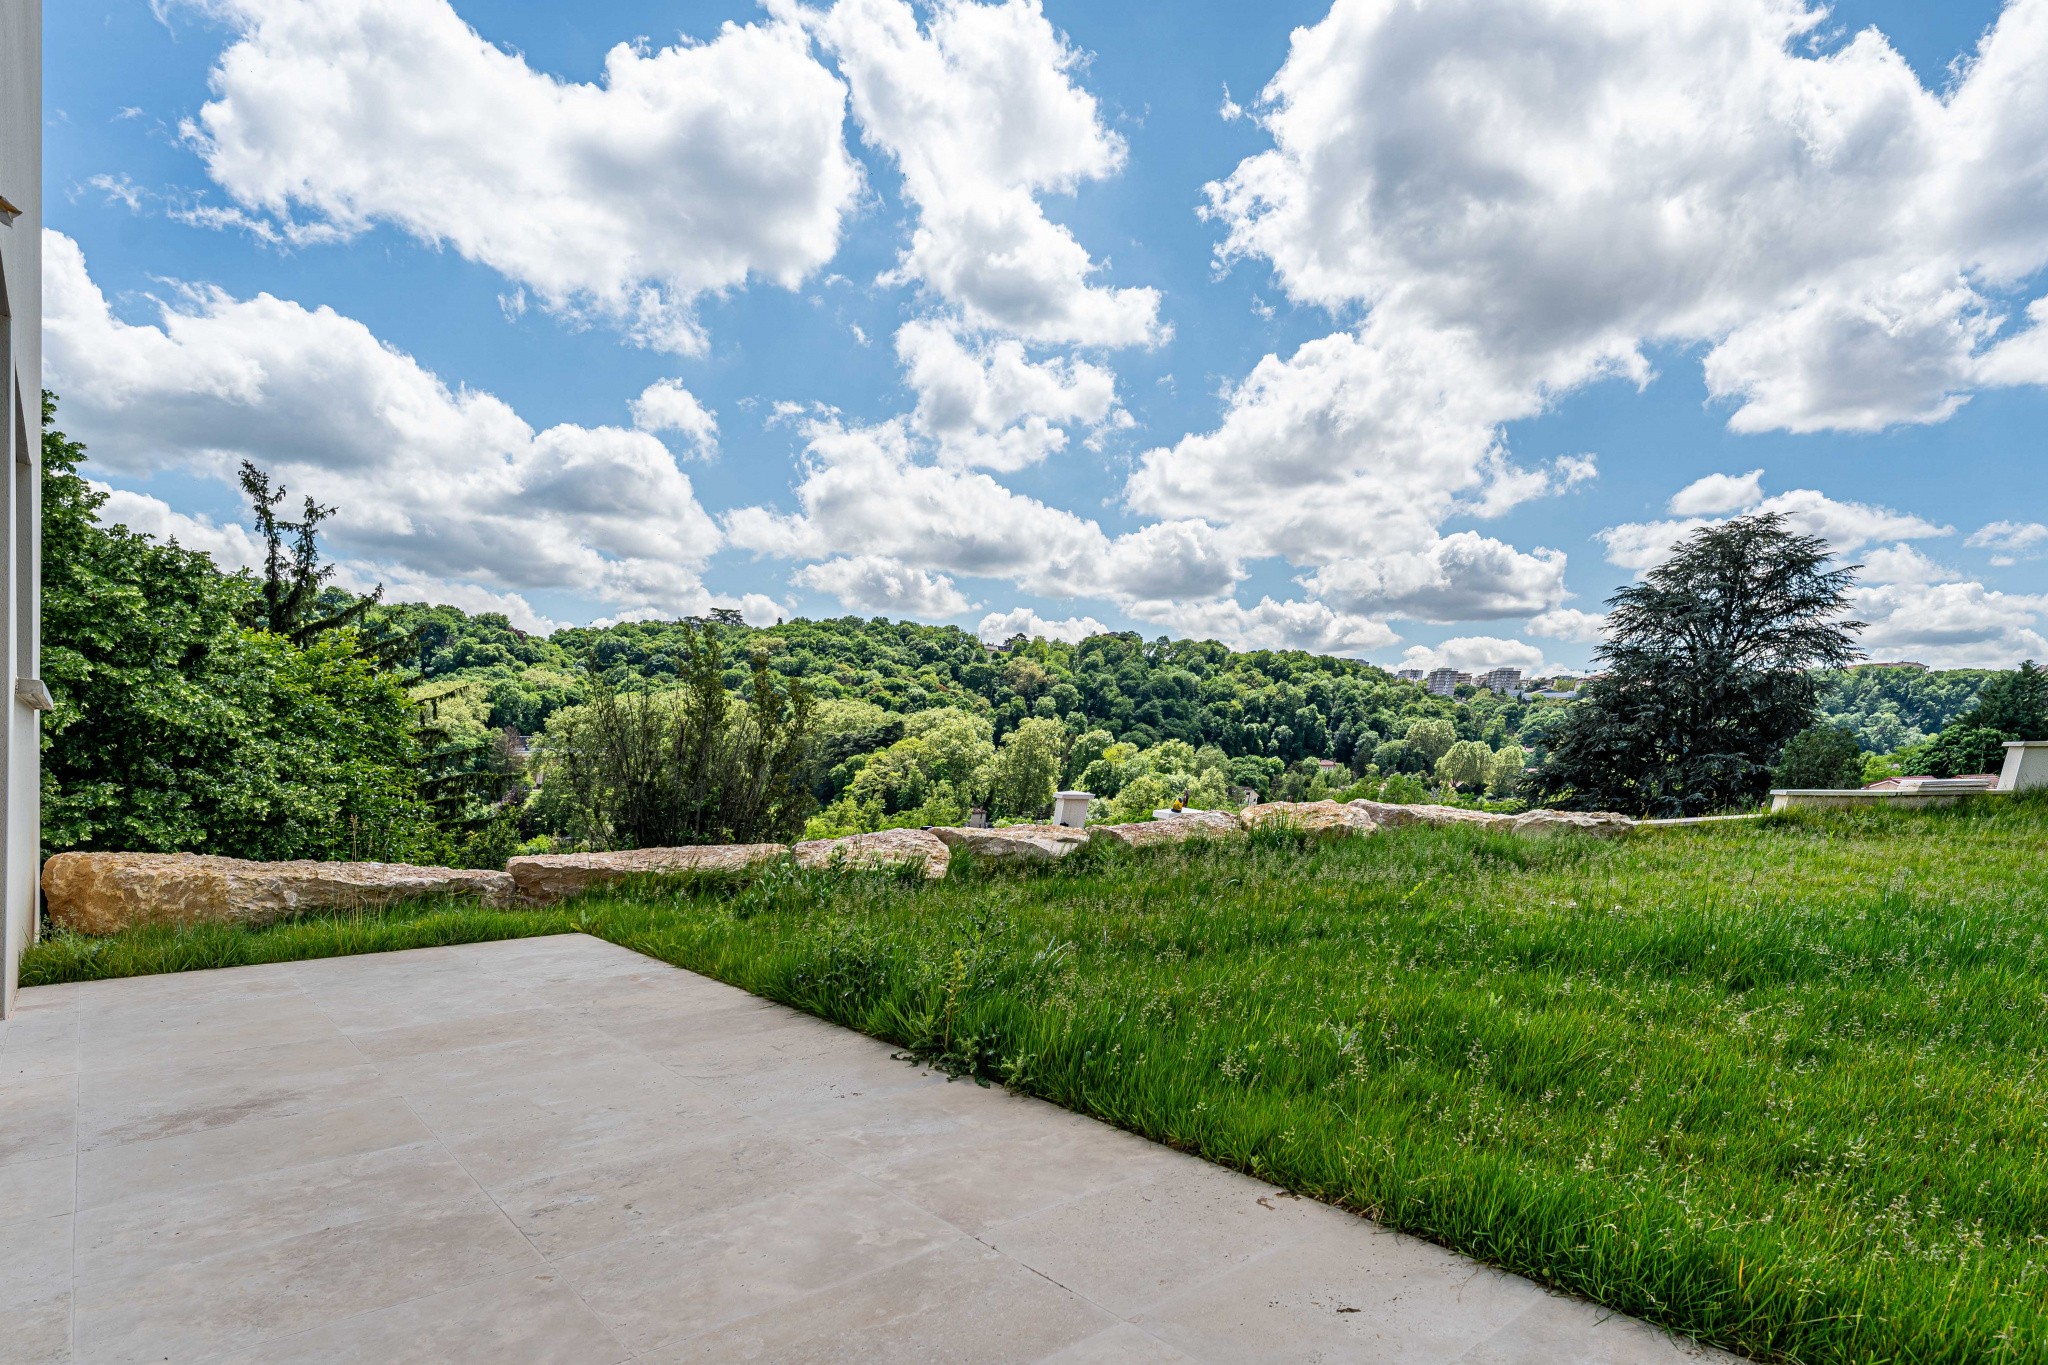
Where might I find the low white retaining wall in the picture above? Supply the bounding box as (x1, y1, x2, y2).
(1772, 740, 2048, 812)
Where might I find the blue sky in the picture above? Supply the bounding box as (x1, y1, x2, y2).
(40, 0, 2048, 672)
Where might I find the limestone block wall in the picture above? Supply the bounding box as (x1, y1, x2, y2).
(38, 801, 1643, 937)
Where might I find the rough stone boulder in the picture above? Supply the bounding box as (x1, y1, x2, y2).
(41, 852, 514, 936)
(931, 824, 1091, 863)
(1239, 800, 1379, 836)
(1090, 809, 1242, 849)
(1346, 800, 1516, 831)
(507, 844, 786, 904)
(1510, 810, 1635, 840)
(791, 828, 950, 879)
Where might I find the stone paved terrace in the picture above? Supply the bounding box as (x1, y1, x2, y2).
(0, 935, 1725, 1363)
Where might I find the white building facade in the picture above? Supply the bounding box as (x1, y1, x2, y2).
(1, 0, 41, 1017)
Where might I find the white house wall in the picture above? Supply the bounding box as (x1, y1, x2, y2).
(0, 0, 42, 1018)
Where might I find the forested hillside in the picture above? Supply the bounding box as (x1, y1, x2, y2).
(33, 394, 1554, 864)
(382, 604, 1540, 762)
(375, 605, 1556, 835)
(44, 389, 2036, 860)
(1813, 665, 1991, 750)
(388, 606, 2002, 760)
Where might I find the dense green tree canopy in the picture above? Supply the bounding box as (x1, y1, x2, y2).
(1812, 665, 1990, 751)
(1486, 745, 1527, 797)
(532, 628, 813, 849)
(41, 396, 433, 861)
(982, 717, 1065, 820)
(1404, 718, 1458, 765)
(1955, 661, 2048, 741)
(370, 606, 1519, 795)
(1865, 661, 2048, 780)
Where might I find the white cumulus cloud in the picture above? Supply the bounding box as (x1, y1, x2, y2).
(713, 0, 1174, 626)
(1302, 533, 1567, 623)
(1129, 596, 1397, 657)
(1853, 580, 2048, 669)
(1128, 326, 1556, 566)
(1126, 325, 1572, 628)
(977, 607, 1109, 645)
(895, 319, 1117, 470)
(1524, 608, 1607, 644)
(809, 0, 1163, 347)
(1396, 637, 1551, 677)
(1207, 0, 2048, 434)
(725, 415, 1239, 606)
(1966, 519, 2048, 564)
(176, 0, 861, 352)
(794, 554, 972, 616)
(1668, 470, 1767, 517)
(1860, 543, 1963, 586)
(46, 229, 725, 620)
(1599, 482, 1950, 575)
(631, 380, 719, 457)
(1131, 0, 2048, 660)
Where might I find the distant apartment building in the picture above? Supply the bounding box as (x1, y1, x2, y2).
(1478, 667, 1522, 694)
(1416, 665, 1533, 697)
(1, 0, 42, 1017)
(1425, 668, 1467, 696)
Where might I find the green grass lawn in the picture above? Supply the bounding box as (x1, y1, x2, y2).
(26, 799, 2048, 1362)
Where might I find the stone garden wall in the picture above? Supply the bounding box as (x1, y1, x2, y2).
(40, 800, 1635, 934)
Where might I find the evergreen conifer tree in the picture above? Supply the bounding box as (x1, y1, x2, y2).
(1535, 514, 1862, 816)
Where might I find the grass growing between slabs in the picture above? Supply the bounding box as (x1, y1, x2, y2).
(25, 799, 2048, 1362)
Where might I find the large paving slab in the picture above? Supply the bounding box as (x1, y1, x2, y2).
(0, 935, 1727, 1363)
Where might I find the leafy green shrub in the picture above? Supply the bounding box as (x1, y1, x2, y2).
(1955, 660, 2048, 739)
(1435, 738, 1494, 792)
(1096, 740, 1234, 821)
(1918, 725, 2011, 779)
(537, 627, 814, 849)
(1404, 717, 1457, 764)
(1773, 724, 1865, 790)
(982, 717, 1065, 820)
(1486, 743, 1527, 796)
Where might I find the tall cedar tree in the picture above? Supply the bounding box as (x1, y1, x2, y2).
(1535, 514, 1862, 816)
(411, 679, 524, 832)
